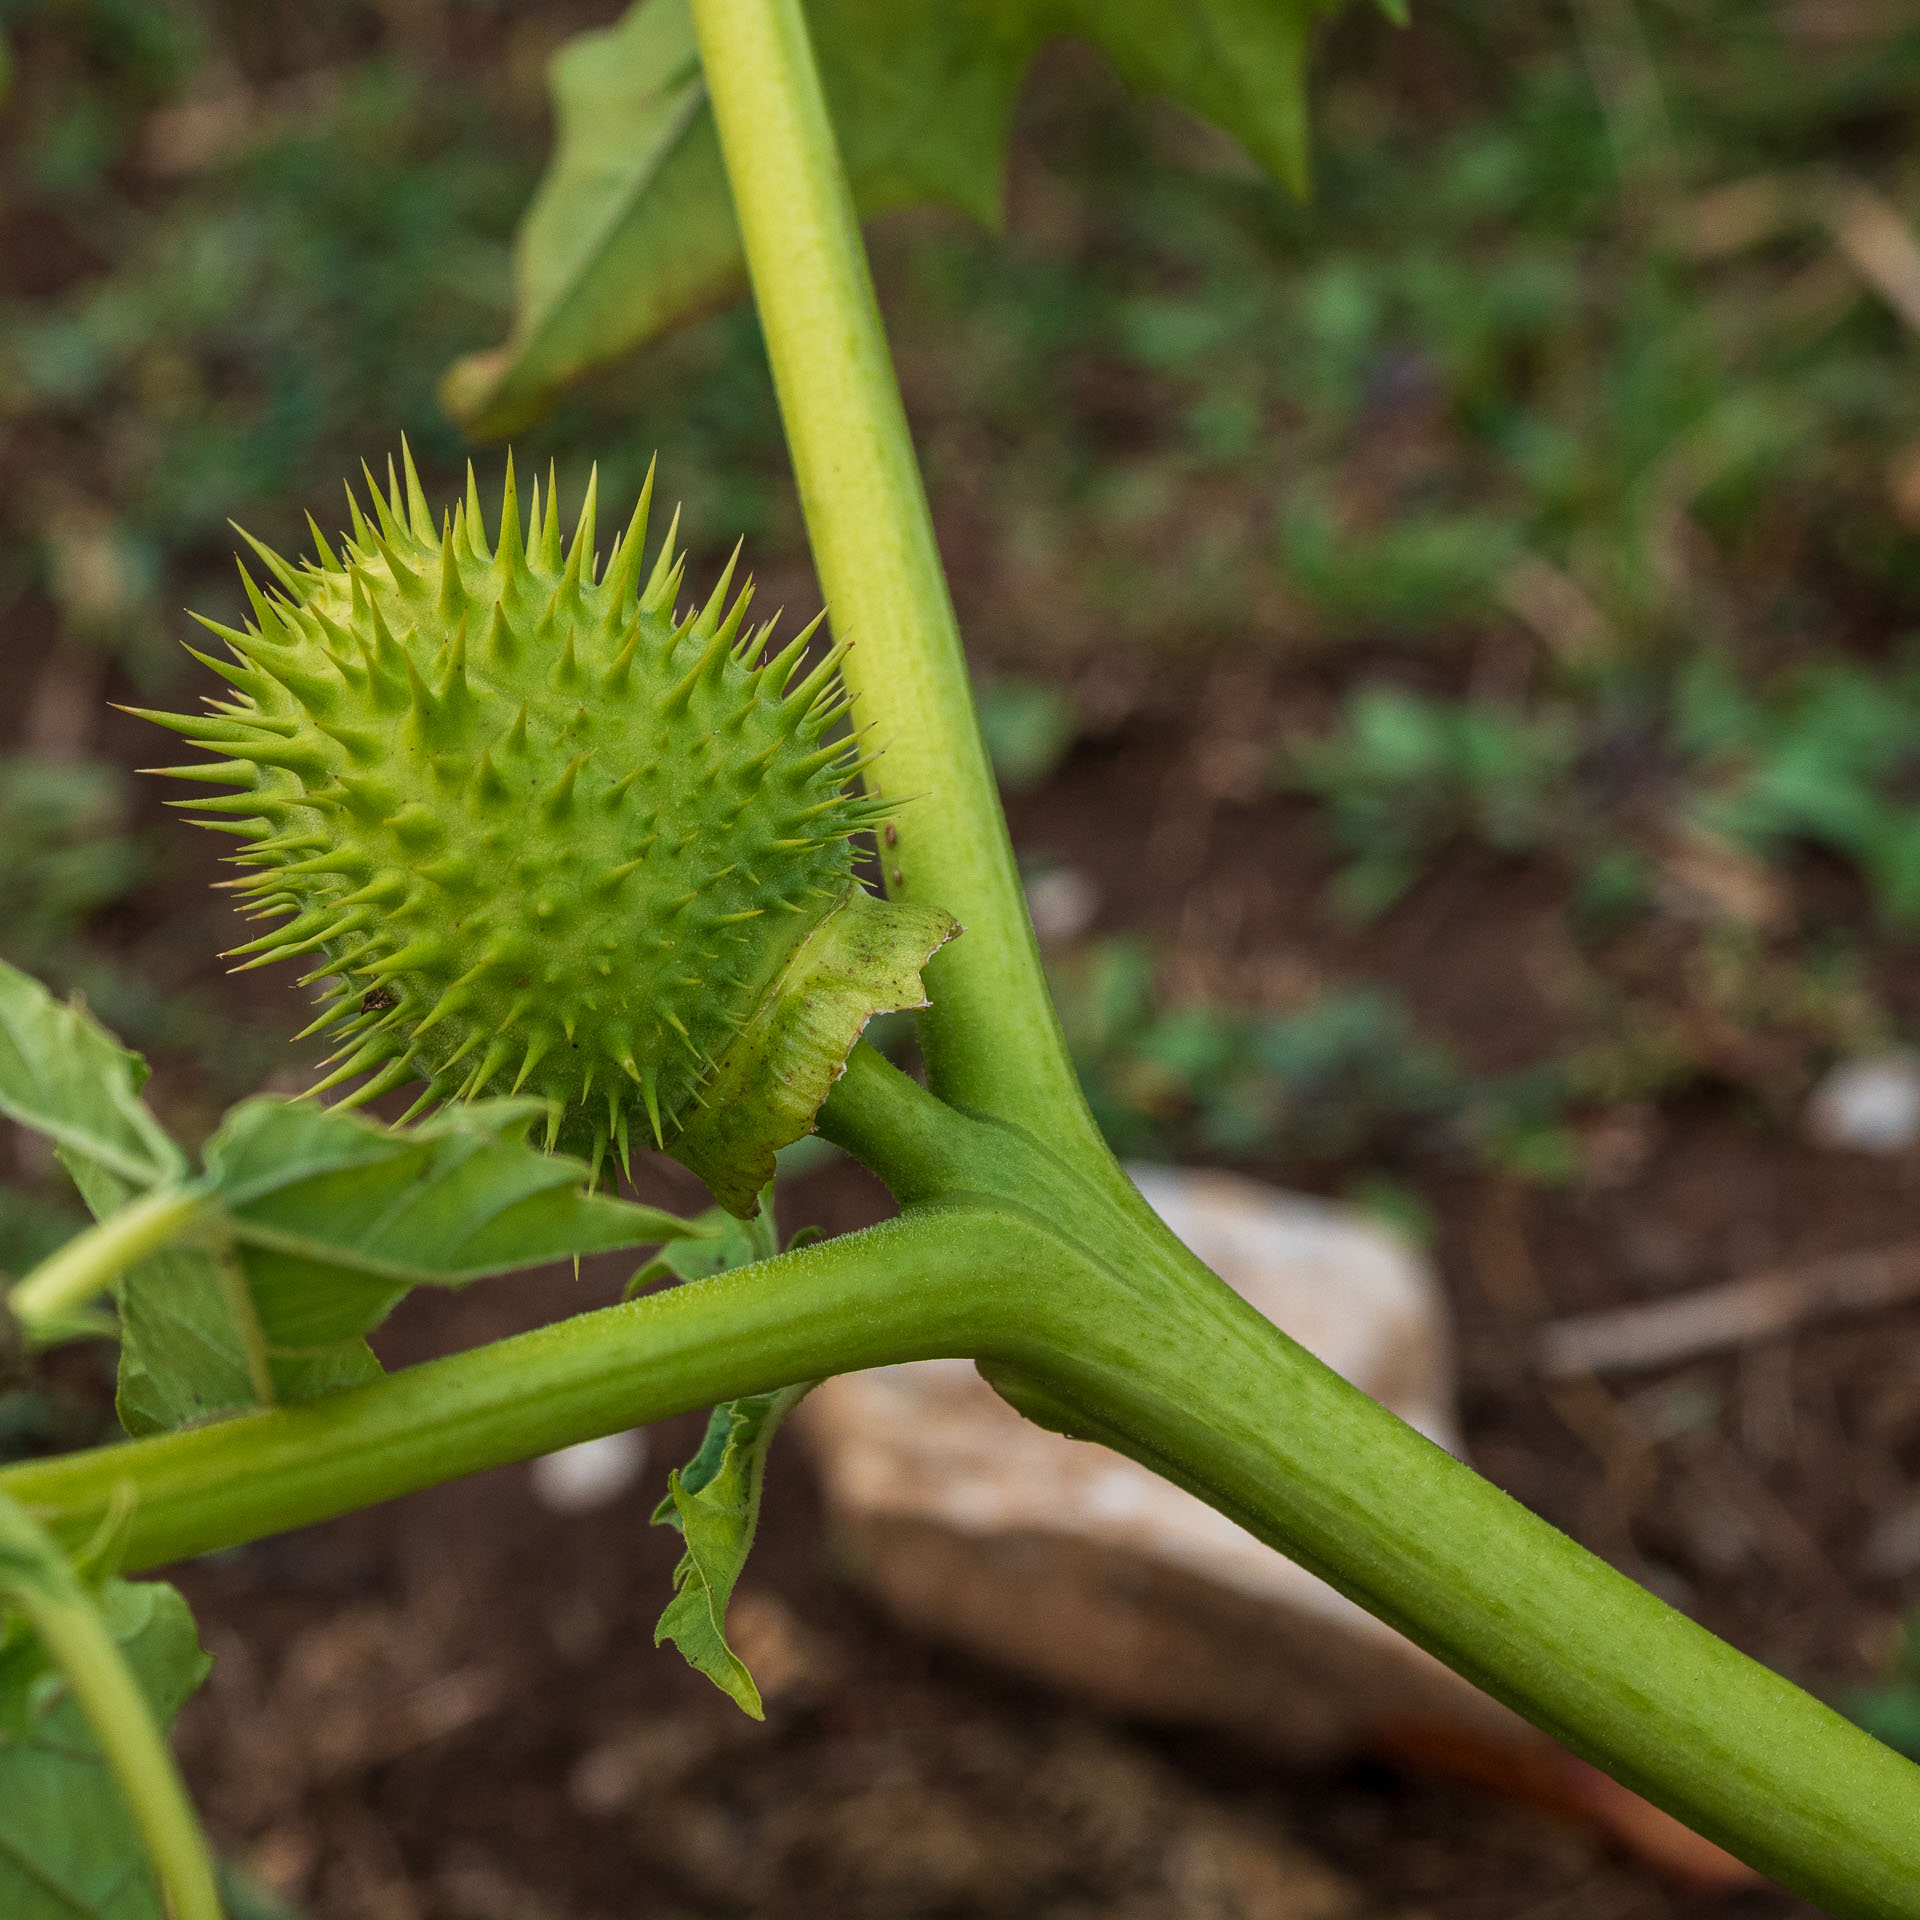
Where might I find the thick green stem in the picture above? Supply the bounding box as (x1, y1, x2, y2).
(0, 1495, 223, 1920)
(824, 1055, 1920, 1912)
(659, 11, 1920, 1902)
(7, 1187, 213, 1348)
(686, 0, 1096, 1147)
(6, 1144, 1919, 1911)
(0, 1210, 1026, 1571)
(988, 1235, 1920, 1916)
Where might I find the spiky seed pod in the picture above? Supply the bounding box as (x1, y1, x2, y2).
(138, 449, 955, 1213)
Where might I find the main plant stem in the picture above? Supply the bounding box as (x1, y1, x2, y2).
(685, 0, 1097, 1146)
(683, 5, 1920, 1908)
(824, 1046, 1920, 1913)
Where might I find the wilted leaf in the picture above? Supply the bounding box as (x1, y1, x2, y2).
(0, 1575, 209, 1919)
(443, 0, 1349, 436)
(652, 1384, 811, 1717)
(647, 1185, 809, 1715)
(0, 959, 183, 1192)
(667, 886, 957, 1215)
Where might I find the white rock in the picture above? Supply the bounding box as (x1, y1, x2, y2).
(1805, 1050, 1920, 1154)
(798, 1166, 1520, 1764)
(1023, 866, 1100, 945)
(529, 1429, 648, 1514)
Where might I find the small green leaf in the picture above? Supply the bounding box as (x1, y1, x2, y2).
(626, 1188, 779, 1295)
(443, 0, 1348, 436)
(108, 1096, 699, 1437)
(652, 1383, 811, 1718)
(646, 1187, 809, 1714)
(666, 886, 957, 1215)
(0, 1576, 210, 1919)
(0, 960, 183, 1193)
(56, 1151, 380, 1439)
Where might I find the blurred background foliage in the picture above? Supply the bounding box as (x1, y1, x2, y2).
(2, 0, 1920, 1259)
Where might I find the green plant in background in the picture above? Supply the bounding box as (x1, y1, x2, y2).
(974, 673, 1078, 791)
(1279, 493, 1519, 636)
(5, 4, 1920, 1918)
(1052, 936, 1463, 1160)
(0, 759, 146, 961)
(1050, 935, 1584, 1184)
(1679, 648, 1920, 929)
(1286, 684, 1577, 917)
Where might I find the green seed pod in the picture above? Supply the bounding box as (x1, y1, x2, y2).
(138, 448, 955, 1213)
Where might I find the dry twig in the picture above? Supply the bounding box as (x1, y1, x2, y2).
(1538, 1239, 1920, 1377)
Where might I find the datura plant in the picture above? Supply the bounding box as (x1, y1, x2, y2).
(4, 0, 1920, 1916)
(138, 452, 953, 1214)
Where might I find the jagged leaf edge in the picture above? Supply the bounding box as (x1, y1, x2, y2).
(205, 1096, 696, 1287)
(650, 1382, 813, 1717)
(100, 1096, 704, 1436)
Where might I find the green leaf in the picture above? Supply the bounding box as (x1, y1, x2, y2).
(1078, 0, 1339, 193)
(651, 1383, 811, 1718)
(666, 886, 957, 1215)
(645, 1186, 807, 1715)
(110, 1096, 699, 1437)
(0, 1577, 209, 1919)
(442, 0, 1347, 436)
(206, 1094, 692, 1295)
(0, 960, 183, 1193)
(439, 0, 727, 437)
(55, 1151, 380, 1439)
(626, 1189, 779, 1294)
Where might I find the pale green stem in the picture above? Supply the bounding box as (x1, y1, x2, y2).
(0, 1494, 223, 1920)
(0, 1208, 1016, 1570)
(685, 0, 1100, 1148)
(7, 1187, 213, 1348)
